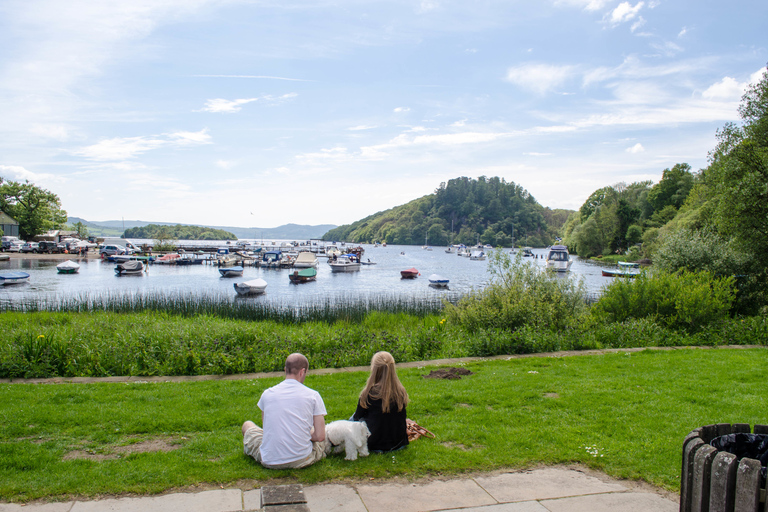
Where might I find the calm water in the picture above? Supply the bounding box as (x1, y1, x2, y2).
(0, 245, 614, 307)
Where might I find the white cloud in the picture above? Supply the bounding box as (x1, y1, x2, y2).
(0, 164, 63, 183)
(74, 129, 211, 161)
(418, 0, 439, 13)
(348, 125, 378, 131)
(524, 152, 552, 156)
(505, 63, 576, 94)
(702, 77, 743, 101)
(394, 107, 410, 113)
(215, 160, 237, 170)
(606, 2, 644, 25)
(200, 98, 259, 113)
(626, 143, 645, 153)
(678, 26, 688, 38)
(451, 119, 467, 127)
(630, 16, 646, 32)
(554, 0, 613, 11)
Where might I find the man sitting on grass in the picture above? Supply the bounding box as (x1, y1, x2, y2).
(242, 353, 327, 469)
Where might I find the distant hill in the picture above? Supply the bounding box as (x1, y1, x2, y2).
(322, 176, 574, 247)
(67, 218, 336, 240)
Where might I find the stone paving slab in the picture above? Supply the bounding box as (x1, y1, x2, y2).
(356, 479, 497, 512)
(0, 503, 73, 512)
(539, 491, 678, 512)
(303, 484, 367, 512)
(448, 502, 550, 512)
(474, 468, 627, 502)
(69, 489, 242, 512)
(242, 489, 261, 511)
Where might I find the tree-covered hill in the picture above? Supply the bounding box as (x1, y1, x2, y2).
(322, 176, 569, 247)
(123, 224, 237, 240)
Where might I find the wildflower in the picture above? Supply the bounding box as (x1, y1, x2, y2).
(528, 370, 539, 374)
(37, 335, 44, 339)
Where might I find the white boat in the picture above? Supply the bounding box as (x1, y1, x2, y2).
(470, 250, 486, 261)
(325, 246, 342, 258)
(56, 260, 80, 274)
(428, 274, 449, 287)
(545, 245, 573, 272)
(0, 271, 30, 285)
(293, 251, 318, 268)
(261, 250, 284, 269)
(219, 265, 244, 277)
(329, 254, 361, 272)
(602, 261, 640, 278)
(115, 260, 144, 276)
(234, 278, 267, 295)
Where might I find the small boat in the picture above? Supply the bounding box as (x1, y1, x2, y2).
(0, 271, 30, 285)
(293, 251, 318, 268)
(428, 274, 449, 287)
(289, 267, 317, 283)
(329, 254, 361, 272)
(602, 261, 641, 278)
(56, 260, 80, 274)
(545, 245, 573, 272)
(262, 251, 283, 269)
(154, 253, 180, 264)
(234, 278, 267, 295)
(522, 247, 534, 257)
(175, 254, 203, 265)
(219, 265, 244, 277)
(361, 259, 377, 265)
(400, 268, 419, 279)
(0, 254, 9, 261)
(469, 250, 486, 261)
(115, 260, 144, 276)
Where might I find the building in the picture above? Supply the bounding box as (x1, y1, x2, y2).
(0, 211, 19, 238)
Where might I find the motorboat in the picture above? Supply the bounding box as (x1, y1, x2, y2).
(219, 265, 244, 277)
(428, 274, 449, 287)
(522, 247, 534, 257)
(469, 250, 486, 261)
(154, 253, 180, 264)
(234, 278, 267, 295)
(545, 245, 573, 272)
(400, 267, 419, 279)
(115, 260, 144, 276)
(0, 271, 30, 285)
(329, 254, 361, 272)
(175, 253, 204, 265)
(293, 251, 318, 268)
(289, 267, 317, 284)
(56, 260, 80, 274)
(262, 251, 283, 269)
(602, 261, 641, 278)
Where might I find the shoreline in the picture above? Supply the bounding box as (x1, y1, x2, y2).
(1, 250, 96, 261)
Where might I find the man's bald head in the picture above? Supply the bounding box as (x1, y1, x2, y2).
(285, 353, 309, 378)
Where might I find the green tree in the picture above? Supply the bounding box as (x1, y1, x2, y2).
(647, 163, 694, 211)
(73, 221, 89, 239)
(0, 179, 67, 240)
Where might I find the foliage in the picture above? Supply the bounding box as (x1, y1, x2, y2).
(444, 250, 588, 333)
(590, 269, 735, 331)
(0, 178, 68, 240)
(322, 176, 565, 246)
(71, 221, 88, 239)
(647, 163, 695, 211)
(124, 224, 237, 240)
(653, 229, 750, 277)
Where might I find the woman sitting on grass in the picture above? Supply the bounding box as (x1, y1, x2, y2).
(353, 351, 409, 452)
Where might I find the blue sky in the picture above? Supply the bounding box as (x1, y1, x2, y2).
(0, 0, 765, 229)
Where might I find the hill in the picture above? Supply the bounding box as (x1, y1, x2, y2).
(67, 218, 336, 240)
(322, 176, 572, 247)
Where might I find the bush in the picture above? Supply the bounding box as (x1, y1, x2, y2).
(591, 269, 735, 332)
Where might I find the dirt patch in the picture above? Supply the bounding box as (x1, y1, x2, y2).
(456, 403, 472, 408)
(63, 450, 117, 461)
(543, 393, 559, 399)
(423, 367, 474, 380)
(441, 441, 472, 451)
(63, 436, 183, 461)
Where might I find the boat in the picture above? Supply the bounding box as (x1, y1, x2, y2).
(175, 253, 204, 265)
(56, 260, 80, 274)
(445, 246, 455, 254)
(522, 247, 534, 257)
(219, 265, 244, 277)
(261, 250, 283, 269)
(110, 254, 154, 263)
(400, 267, 419, 279)
(293, 251, 318, 268)
(602, 261, 641, 278)
(428, 274, 449, 287)
(0, 271, 30, 285)
(154, 253, 180, 264)
(325, 246, 342, 258)
(545, 245, 573, 272)
(289, 267, 317, 284)
(329, 254, 361, 272)
(0, 254, 9, 262)
(234, 278, 267, 295)
(361, 259, 377, 265)
(115, 260, 144, 276)
(469, 250, 486, 261)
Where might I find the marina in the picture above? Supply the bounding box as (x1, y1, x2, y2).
(0, 244, 627, 308)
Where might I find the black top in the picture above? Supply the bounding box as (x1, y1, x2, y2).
(353, 397, 409, 452)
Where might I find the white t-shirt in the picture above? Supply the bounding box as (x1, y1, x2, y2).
(258, 378, 327, 466)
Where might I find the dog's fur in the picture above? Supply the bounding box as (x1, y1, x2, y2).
(323, 420, 371, 460)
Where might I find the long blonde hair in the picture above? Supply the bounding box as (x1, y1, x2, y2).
(359, 351, 409, 413)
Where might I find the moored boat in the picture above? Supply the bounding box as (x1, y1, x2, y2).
(115, 260, 144, 276)
(234, 278, 267, 295)
(262, 250, 283, 269)
(545, 245, 573, 272)
(400, 267, 419, 279)
(219, 265, 244, 277)
(154, 253, 180, 264)
(522, 247, 533, 257)
(329, 254, 361, 272)
(289, 267, 317, 284)
(293, 251, 318, 268)
(428, 274, 449, 287)
(0, 271, 30, 285)
(56, 260, 80, 274)
(602, 261, 641, 278)
(469, 250, 486, 261)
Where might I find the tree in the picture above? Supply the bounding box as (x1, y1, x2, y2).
(73, 221, 89, 239)
(0, 179, 67, 240)
(647, 163, 694, 211)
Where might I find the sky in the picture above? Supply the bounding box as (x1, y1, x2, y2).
(0, 0, 766, 229)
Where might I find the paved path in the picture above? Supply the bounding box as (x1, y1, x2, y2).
(0, 468, 678, 512)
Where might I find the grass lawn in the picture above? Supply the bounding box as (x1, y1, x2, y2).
(1, 347, 766, 502)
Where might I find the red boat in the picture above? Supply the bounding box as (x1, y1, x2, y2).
(400, 268, 419, 279)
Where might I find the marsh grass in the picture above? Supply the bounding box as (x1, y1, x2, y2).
(1, 348, 766, 501)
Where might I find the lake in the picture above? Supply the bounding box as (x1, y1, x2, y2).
(0, 245, 615, 308)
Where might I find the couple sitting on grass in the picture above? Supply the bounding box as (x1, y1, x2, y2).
(241, 351, 409, 469)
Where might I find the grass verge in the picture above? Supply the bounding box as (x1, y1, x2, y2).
(2, 347, 766, 501)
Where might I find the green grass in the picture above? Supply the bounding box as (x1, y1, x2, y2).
(2, 348, 766, 501)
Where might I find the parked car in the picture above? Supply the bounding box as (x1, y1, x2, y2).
(1, 236, 21, 251)
(5, 241, 23, 252)
(37, 241, 62, 254)
(20, 242, 40, 253)
(99, 244, 127, 257)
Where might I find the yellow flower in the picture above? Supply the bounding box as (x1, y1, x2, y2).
(37, 335, 44, 339)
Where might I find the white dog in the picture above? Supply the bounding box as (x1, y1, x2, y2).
(323, 420, 371, 460)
